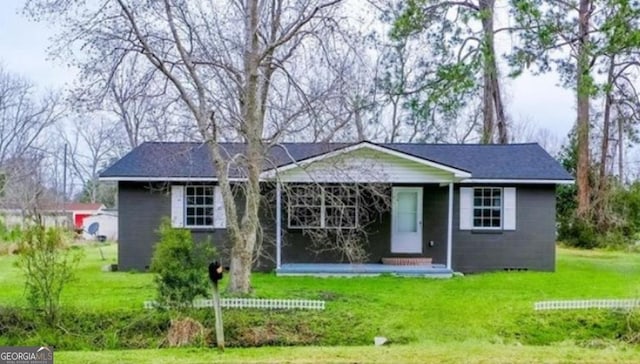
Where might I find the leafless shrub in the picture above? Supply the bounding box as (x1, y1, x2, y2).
(283, 183, 391, 263)
(166, 317, 206, 347)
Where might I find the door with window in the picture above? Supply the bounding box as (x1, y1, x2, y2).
(391, 187, 423, 253)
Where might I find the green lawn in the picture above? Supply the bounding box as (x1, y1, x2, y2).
(1, 243, 640, 362)
(56, 342, 640, 364)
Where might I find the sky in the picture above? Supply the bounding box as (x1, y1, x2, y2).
(0, 0, 576, 144)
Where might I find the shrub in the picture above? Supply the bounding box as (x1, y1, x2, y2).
(558, 214, 600, 249)
(16, 225, 82, 326)
(0, 220, 23, 255)
(150, 218, 217, 308)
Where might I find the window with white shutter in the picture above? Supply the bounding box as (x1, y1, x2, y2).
(459, 187, 517, 231)
(170, 184, 227, 229)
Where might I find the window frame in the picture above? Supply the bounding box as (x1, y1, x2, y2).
(287, 184, 359, 230)
(471, 187, 503, 230)
(184, 185, 215, 229)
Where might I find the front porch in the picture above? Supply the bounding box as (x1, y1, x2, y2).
(276, 263, 453, 278)
(268, 142, 467, 275)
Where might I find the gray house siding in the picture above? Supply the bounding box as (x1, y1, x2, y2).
(280, 184, 556, 272)
(281, 184, 448, 265)
(117, 181, 556, 273)
(117, 181, 273, 271)
(118, 181, 171, 271)
(452, 184, 556, 273)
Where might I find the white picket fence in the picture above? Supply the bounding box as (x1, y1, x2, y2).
(144, 298, 325, 310)
(534, 299, 640, 311)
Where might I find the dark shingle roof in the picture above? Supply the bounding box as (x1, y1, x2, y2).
(100, 141, 572, 181)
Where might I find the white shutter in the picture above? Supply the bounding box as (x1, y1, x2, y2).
(459, 187, 473, 230)
(503, 187, 517, 230)
(171, 185, 185, 228)
(213, 186, 227, 229)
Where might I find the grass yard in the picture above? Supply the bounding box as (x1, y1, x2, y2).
(55, 341, 640, 364)
(1, 243, 640, 362)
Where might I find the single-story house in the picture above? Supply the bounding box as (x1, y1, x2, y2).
(100, 141, 572, 276)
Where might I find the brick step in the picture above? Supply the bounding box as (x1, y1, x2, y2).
(381, 257, 433, 266)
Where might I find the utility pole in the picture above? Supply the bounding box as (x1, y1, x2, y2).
(62, 143, 67, 228)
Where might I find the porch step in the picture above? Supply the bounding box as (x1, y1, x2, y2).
(276, 263, 452, 278)
(381, 257, 432, 266)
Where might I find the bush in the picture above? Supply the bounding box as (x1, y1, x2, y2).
(150, 219, 217, 308)
(0, 220, 23, 255)
(558, 215, 600, 249)
(16, 225, 82, 326)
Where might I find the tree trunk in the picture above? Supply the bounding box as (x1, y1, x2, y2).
(479, 0, 508, 144)
(479, 0, 497, 144)
(598, 57, 614, 188)
(354, 106, 366, 141)
(227, 0, 263, 294)
(575, 0, 592, 218)
(595, 56, 614, 228)
(618, 109, 624, 182)
(480, 66, 494, 144)
(491, 72, 508, 143)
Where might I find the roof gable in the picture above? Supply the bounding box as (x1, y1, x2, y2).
(263, 142, 471, 182)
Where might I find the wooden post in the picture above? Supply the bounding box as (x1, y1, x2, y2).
(212, 280, 224, 351)
(208, 261, 224, 351)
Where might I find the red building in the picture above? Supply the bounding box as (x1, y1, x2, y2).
(65, 203, 105, 228)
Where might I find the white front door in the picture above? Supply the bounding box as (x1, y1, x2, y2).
(391, 187, 423, 253)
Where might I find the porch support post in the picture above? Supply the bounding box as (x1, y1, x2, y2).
(447, 182, 454, 270)
(276, 181, 282, 269)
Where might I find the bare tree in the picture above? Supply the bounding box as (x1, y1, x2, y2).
(510, 116, 562, 155)
(284, 182, 391, 263)
(0, 65, 63, 170)
(0, 65, 65, 215)
(27, 0, 353, 293)
(59, 118, 120, 204)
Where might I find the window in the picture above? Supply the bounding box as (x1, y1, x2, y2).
(324, 185, 358, 228)
(288, 185, 323, 228)
(288, 184, 358, 229)
(185, 186, 214, 227)
(472, 187, 502, 229)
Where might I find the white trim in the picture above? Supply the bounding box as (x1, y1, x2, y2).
(447, 182, 453, 270)
(102, 176, 574, 184)
(471, 187, 503, 230)
(276, 183, 282, 269)
(461, 179, 574, 184)
(261, 142, 471, 179)
(286, 184, 359, 229)
(99, 176, 246, 182)
(183, 185, 216, 229)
